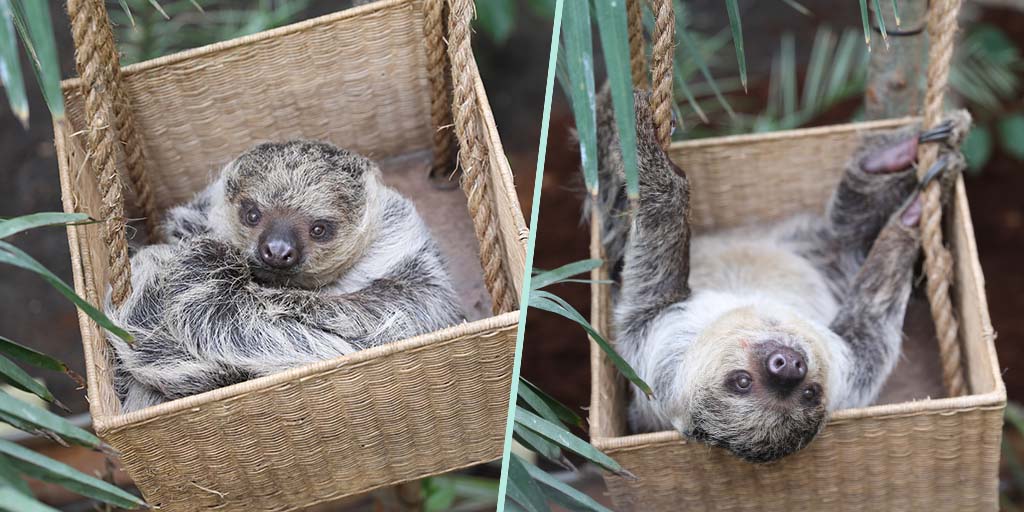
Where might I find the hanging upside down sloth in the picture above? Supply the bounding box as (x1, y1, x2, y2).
(590, 87, 969, 463)
(107, 141, 462, 412)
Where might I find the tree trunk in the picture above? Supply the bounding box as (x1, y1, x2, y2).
(865, 0, 929, 119)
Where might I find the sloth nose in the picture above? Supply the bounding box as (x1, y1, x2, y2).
(259, 238, 298, 269)
(765, 347, 807, 388)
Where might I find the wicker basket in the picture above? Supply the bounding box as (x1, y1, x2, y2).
(588, 119, 1005, 511)
(54, 1, 526, 510)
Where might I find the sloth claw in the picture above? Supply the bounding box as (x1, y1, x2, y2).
(901, 194, 923, 227)
(861, 136, 918, 174)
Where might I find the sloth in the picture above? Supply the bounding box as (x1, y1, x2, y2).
(590, 87, 968, 463)
(107, 140, 463, 412)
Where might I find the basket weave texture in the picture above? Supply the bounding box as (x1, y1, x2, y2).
(54, 1, 526, 510)
(589, 120, 1005, 511)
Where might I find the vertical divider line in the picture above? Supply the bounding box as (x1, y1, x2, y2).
(495, 0, 564, 508)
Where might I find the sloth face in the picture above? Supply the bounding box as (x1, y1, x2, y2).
(212, 140, 381, 288)
(673, 307, 830, 463)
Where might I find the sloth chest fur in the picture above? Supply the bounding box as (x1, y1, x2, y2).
(687, 227, 839, 325)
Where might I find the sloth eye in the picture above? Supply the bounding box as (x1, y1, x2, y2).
(309, 221, 329, 240)
(802, 385, 821, 404)
(243, 206, 261, 226)
(732, 372, 752, 393)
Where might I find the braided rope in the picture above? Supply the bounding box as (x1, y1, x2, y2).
(425, 0, 455, 180)
(917, 0, 966, 396)
(67, 0, 132, 305)
(626, 0, 648, 90)
(447, 0, 514, 313)
(649, 0, 674, 148)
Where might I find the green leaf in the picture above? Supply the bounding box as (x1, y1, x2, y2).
(560, 0, 598, 196)
(892, 0, 901, 26)
(531, 259, 602, 290)
(963, 124, 993, 173)
(780, 0, 811, 16)
(0, 212, 91, 240)
(0, 0, 28, 128)
(0, 486, 59, 512)
(521, 457, 613, 512)
(506, 453, 551, 512)
(873, 0, 887, 47)
(858, 0, 871, 48)
(519, 378, 583, 428)
(423, 476, 457, 512)
(515, 408, 629, 476)
(0, 454, 31, 497)
(593, 0, 639, 200)
(0, 390, 99, 448)
(676, 20, 735, 118)
(0, 335, 69, 374)
(9, 0, 64, 119)
(147, 0, 170, 19)
(529, 290, 653, 397)
(116, 0, 136, 27)
(0, 439, 145, 509)
(475, 0, 516, 45)
(513, 427, 573, 470)
(0, 354, 57, 406)
(0, 241, 132, 343)
(724, 0, 746, 92)
(998, 114, 1024, 160)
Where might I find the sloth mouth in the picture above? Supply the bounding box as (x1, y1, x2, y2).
(250, 262, 302, 287)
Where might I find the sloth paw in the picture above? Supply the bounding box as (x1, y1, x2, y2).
(860, 136, 918, 174)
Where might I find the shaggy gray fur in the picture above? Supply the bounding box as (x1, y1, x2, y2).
(108, 141, 462, 412)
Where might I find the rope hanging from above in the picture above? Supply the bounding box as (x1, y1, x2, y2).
(916, 0, 967, 397)
(447, 0, 516, 314)
(625, 0, 675, 150)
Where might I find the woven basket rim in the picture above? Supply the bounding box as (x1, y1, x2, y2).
(672, 117, 916, 150)
(94, 310, 519, 433)
(592, 387, 1007, 452)
(59, 0, 415, 92)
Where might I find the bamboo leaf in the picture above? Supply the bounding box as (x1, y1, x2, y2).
(521, 457, 613, 512)
(0, 0, 27, 128)
(513, 427, 573, 471)
(676, 18, 735, 118)
(0, 439, 144, 509)
(858, 0, 871, 48)
(0, 391, 98, 448)
(520, 378, 584, 428)
(724, 0, 747, 92)
(9, 0, 63, 119)
(531, 259, 602, 290)
(529, 290, 652, 397)
(515, 408, 630, 477)
(0, 241, 132, 343)
(892, 0, 901, 26)
(560, 0, 598, 196)
(0, 213, 91, 240)
(0, 486, 59, 512)
(593, 0, 639, 200)
(780, 0, 812, 16)
(873, 0, 888, 47)
(147, 0, 170, 19)
(116, 0, 135, 27)
(0, 354, 58, 407)
(0, 335, 68, 374)
(506, 453, 551, 512)
(0, 454, 32, 497)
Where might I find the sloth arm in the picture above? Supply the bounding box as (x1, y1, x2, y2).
(828, 207, 920, 407)
(161, 238, 461, 376)
(616, 121, 693, 339)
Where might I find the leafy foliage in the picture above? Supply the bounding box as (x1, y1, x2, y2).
(0, 214, 145, 509)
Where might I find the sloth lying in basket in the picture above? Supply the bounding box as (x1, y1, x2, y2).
(106, 141, 463, 412)
(590, 87, 969, 463)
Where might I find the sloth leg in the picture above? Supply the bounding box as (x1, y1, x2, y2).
(615, 91, 693, 339)
(826, 131, 920, 255)
(829, 196, 921, 406)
